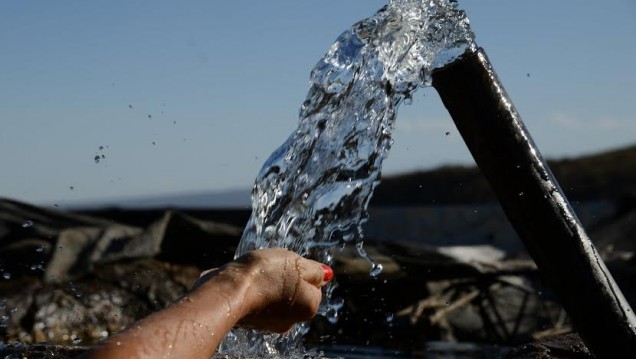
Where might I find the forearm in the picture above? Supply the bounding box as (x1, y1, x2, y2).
(77, 248, 329, 359)
(79, 270, 253, 359)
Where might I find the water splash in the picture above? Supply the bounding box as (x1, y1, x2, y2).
(218, 0, 474, 357)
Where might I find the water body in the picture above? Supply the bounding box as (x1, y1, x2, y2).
(218, 1, 475, 357)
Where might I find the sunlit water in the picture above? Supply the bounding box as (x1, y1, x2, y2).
(217, 0, 475, 358)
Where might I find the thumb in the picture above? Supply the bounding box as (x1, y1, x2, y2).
(300, 259, 333, 287)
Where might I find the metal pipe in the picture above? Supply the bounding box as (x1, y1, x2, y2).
(431, 48, 636, 358)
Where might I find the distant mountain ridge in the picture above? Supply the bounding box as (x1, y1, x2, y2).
(67, 188, 252, 210)
(69, 144, 636, 209)
(372, 144, 636, 205)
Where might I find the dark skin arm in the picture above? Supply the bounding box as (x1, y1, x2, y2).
(77, 248, 332, 359)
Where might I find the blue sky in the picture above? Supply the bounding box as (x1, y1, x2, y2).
(1, 0, 635, 205)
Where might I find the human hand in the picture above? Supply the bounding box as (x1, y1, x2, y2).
(193, 248, 333, 333)
(79, 249, 332, 359)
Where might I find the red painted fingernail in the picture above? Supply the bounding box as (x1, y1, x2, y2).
(322, 264, 333, 282)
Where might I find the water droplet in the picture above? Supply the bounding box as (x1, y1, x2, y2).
(72, 338, 82, 345)
(369, 263, 383, 277)
(445, 131, 450, 136)
(36, 245, 46, 253)
(325, 307, 339, 324)
(385, 312, 394, 323)
(3, 273, 11, 280)
(22, 220, 33, 228)
(518, 192, 524, 196)
(69, 186, 74, 191)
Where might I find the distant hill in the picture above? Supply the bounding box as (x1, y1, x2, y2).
(69, 144, 636, 209)
(371, 144, 636, 205)
(66, 188, 252, 210)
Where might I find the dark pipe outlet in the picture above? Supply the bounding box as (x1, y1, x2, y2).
(432, 48, 636, 358)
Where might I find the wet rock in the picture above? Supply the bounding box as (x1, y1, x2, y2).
(505, 333, 595, 359)
(1, 258, 200, 345)
(0, 343, 88, 359)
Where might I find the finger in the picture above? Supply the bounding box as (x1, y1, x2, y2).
(299, 258, 333, 287)
(289, 283, 323, 322)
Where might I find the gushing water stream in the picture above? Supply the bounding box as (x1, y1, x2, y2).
(218, 1, 475, 357)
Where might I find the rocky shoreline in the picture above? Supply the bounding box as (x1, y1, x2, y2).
(2, 195, 634, 358)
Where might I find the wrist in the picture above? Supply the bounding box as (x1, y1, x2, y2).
(189, 263, 257, 322)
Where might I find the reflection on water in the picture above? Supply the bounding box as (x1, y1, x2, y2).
(212, 343, 508, 359)
(317, 343, 508, 359)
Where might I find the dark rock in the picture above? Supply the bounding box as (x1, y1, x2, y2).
(505, 333, 595, 359)
(0, 343, 88, 359)
(1, 258, 200, 345)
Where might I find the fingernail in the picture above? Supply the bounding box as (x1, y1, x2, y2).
(321, 264, 333, 282)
